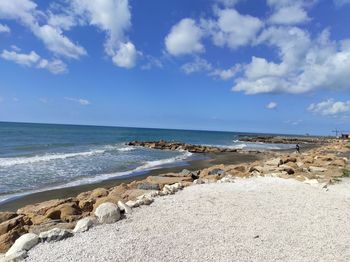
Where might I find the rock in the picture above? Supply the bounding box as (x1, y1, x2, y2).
(0, 213, 17, 225)
(39, 228, 73, 242)
(29, 221, 75, 235)
(265, 158, 283, 167)
(137, 183, 160, 191)
(208, 169, 225, 176)
(17, 198, 73, 225)
(249, 166, 264, 174)
(45, 202, 82, 222)
(125, 200, 139, 208)
(90, 188, 109, 199)
(94, 203, 120, 224)
(73, 217, 95, 233)
(136, 194, 154, 206)
(309, 166, 327, 173)
(0, 228, 27, 254)
(0, 216, 31, 236)
(180, 169, 191, 176)
(1, 250, 27, 262)
(144, 176, 192, 189)
(193, 179, 204, 184)
(279, 164, 295, 175)
(331, 159, 347, 167)
(117, 201, 132, 214)
(283, 157, 297, 164)
(6, 233, 39, 257)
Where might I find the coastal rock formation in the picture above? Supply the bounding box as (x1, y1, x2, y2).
(127, 141, 239, 153)
(238, 135, 331, 144)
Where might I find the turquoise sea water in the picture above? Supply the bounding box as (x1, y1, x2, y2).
(0, 122, 292, 202)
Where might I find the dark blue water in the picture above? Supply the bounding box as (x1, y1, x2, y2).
(0, 122, 290, 202)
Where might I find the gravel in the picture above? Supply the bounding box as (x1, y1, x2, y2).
(26, 177, 350, 262)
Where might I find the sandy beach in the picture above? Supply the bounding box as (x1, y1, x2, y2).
(25, 177, 350, 261)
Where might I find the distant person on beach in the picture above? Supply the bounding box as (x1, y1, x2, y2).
(296, 144, 300, 154)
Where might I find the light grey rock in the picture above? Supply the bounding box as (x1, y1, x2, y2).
(193, 179, 204, 184)
(6, 233, 39, 257)
(1, 251, 27, 262)
(117, 201, 132, 214)
(39, 228, 73, 242)
(73, 217, 96, 233)
(94, 202, 121, 224)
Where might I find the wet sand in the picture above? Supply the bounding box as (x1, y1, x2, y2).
(0, 151, 262, 212)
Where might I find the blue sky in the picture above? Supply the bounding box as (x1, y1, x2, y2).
(0, 0, 350, 135)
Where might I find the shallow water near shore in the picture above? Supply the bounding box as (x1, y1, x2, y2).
(0, 122, 293, 205)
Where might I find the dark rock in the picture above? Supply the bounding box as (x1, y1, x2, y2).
(137, 183, 161, 191)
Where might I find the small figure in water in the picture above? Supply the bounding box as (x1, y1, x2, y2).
(296, 144, 300, 154)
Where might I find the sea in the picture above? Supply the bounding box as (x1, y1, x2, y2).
(0, 122, 293, 203)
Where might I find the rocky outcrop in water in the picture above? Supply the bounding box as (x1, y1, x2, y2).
(126, 141, 239, 153)
(238, 135, 332, 144)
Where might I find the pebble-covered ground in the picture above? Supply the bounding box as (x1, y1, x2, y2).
(26, 177, 350, 262)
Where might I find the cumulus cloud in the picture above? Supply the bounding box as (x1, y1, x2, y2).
(203, 8, 263, 49)
(269, 5, 310, 25)
(0, 0, 86, 59)
(0, 49, 67, 74)
(65, 97, 90, 106)
(71, 0, 137, 68)
(308, 99, 350, 116)
(165, 18, 204, 56)
(0, 23, 10, 33)
(233, 27, 350, 94)
(266, 102, 278, 110)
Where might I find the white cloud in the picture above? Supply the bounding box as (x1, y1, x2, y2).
(111, 42, 137, 68)
(37, 58, 67, 74)
(71, 0, 137, 68)
(0, 23, 10, 33)
(1, 49, 67, 74)
(0, 0, 86, 59)
(181, 57, 212, 74)
(269, 5, 310, 25)
(203, 9, 263, 49)
(165, 18, 204, 56)
(1, 50, 40, 66)
(140, 55, 163, 70)
(65, 97, 90, 106)
(233, 27, 350, 94)
(210, 64, 241, 80)
(308, 99, 350, 116)
(266, 102, 278, 110)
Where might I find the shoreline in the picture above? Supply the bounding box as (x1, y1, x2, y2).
(0, 151, 262, 212)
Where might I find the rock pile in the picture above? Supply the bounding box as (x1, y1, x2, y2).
(127, 140, 239, 153)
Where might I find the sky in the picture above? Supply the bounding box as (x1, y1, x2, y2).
(0, 0, 350, 136)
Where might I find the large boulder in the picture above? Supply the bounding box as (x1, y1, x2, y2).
(39, 228, 73, 242)
(28, 221, 75, 235)
(0, 216, 31, 236)
(17, 198, 73, 225)
(94, 203, 120, 224)
(1, 250, 27, 262)
(265, 158, 283, 167)
(5, 233, 39, 257)
(45, 202, 82, 222)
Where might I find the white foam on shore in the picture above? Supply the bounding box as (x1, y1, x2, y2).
(0, 151, 193, 205)
(0, 145, 137, 167)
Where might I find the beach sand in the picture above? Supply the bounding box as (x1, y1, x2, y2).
(0, 151, 262, 212)
(26, 177, 350, 262)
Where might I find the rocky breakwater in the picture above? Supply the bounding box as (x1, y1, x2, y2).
(126, 140, 239, 153)
(238, 135, 332, 144)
